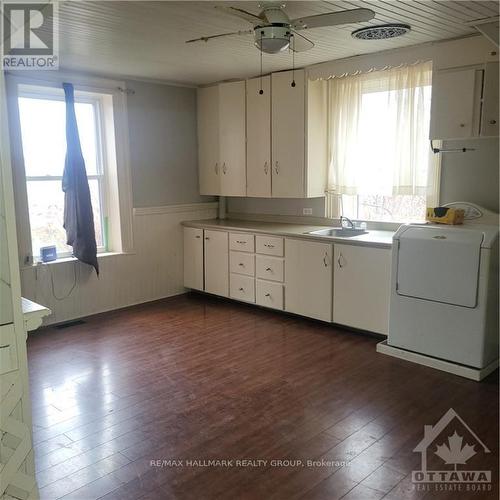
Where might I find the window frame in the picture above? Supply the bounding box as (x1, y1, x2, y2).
(17, 86, 109, 258)
(325, 64, 441, 223)
(6, 71, 134, 268)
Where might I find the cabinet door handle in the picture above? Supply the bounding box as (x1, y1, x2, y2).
(222, 162, 227, 174)
(238, 263, 245, 267)
(275, 161, 279, 174)
(459, 123, 465, 128)
(489, 119, 497, 125)
(338, 253, 343, 268)
(239, 287, 244, 292)
(205, 237, 210, 241)
(264, 161, 269, 175)
(265, 293, 271, 297)
(214, 162, 219, 175)
(323, 252, 328, 267)
(195, 235, 201, 239)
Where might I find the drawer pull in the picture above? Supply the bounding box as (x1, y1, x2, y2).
(490, 119, 497, 125)
(236, 240, 247, 244)
(238, 263, 245, 267)
(195, 235, 201, 239)
(205, 237, 210, 240)
(265, 267, 273, 272)
(265, 293, 271, 297)
(264, 244, 275, 248)
(239, 287, 244, 292)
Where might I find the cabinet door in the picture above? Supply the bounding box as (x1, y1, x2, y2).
(480, 62, 499, 137)
(183, 227, 204, 290)
(197, 86, 220, 195)
(246, 76, 271, 197)
(271, 70, 305, 198)
(285, 238, 332, 322)
(429, 67, 481, 140)
(204, 230, 229, 297)
(219, 81, 246, 196)
(333, 244, 391, 335)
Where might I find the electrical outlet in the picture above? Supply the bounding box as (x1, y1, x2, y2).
(302, 208, 313, 216)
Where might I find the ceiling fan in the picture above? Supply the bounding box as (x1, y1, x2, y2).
(186, 2, 376, 54)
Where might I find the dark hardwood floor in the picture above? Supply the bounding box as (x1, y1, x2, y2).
(27, 293, 499, 500)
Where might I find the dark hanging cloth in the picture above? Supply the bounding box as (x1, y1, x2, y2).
(62, 82, 99, 275)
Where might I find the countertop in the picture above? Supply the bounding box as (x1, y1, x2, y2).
(182, 218, 395, 249)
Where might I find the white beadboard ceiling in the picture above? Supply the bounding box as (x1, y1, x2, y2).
(55, 1, 499, 85)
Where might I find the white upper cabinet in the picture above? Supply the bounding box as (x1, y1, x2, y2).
(246, 76, 271, 197)
(480, 61, 499, 137)
(430, 62, 499, 140)
(197, 85, 220, 195)
(219, 81, 247, 196)
(271, 70, 305, 198)
(197, 70, 327, 198)
(271, 70, 327, 198)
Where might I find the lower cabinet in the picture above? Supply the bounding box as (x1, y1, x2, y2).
(285, 238, 333, 322)
(183, 226, 391, 335)
(183, 227, 204, 290)
(333, 244, 391, 334)
(204, 229, 229, 297)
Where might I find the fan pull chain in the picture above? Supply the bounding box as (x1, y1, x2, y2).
(259, 31, 264, 95)
(291, 34, 296, 88)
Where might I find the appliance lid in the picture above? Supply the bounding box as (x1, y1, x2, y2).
(395, 225, 483, 308)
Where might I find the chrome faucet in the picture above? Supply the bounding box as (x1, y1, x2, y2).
(340, 216, 355, 229)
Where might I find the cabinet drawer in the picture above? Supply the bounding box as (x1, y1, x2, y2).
(256, 280, 284, 310)
(230, 274, 255, 303)
(256, 255, 284, 282)
(256, 235, 283, 256)
(229, 233, 255, 253)
(230, 251, 255, 276)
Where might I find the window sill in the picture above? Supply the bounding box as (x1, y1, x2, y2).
(21, 251, 136, 270)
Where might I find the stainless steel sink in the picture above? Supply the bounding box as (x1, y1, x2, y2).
(306, 228, 368, 238)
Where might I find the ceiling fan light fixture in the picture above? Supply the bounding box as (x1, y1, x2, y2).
(254, 25, 290, 54)
(351, 24, 411, 40)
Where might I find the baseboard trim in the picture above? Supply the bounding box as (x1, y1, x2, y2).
(134, 202, 219, 216)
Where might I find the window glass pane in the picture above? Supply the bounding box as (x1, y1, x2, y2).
(342, 194, 426, 223)
(27, 179, 103, 257)
(18, 97, 98, 177)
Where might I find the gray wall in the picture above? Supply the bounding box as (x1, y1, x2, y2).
(440, 138, 499, 213)
(126, 80, 212, 207)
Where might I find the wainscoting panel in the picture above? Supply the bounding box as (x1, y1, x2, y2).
(20, 203, 218, 325)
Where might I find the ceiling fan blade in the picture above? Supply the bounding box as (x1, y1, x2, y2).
(291, 8, 375, 30)
(186, 30, 253, 44)
(214, 5, 264, 25)
(290, 30, 315, 52)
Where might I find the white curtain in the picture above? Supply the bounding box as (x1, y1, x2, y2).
(326, 61, 439, 211)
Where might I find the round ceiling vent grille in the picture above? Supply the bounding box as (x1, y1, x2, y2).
(352, 24, 411, 40)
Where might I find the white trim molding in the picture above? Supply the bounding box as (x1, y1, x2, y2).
(133, 202, 218, 216)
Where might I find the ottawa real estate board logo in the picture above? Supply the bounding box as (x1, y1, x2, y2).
(2, 2, 58, 70)
(412, 408, 492, 494)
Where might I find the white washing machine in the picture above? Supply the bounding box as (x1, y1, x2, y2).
(388, 203, 499, 370)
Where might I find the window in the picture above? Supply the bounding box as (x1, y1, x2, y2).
(326, 61, 440, 222)
(17, 87, 107, 257)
